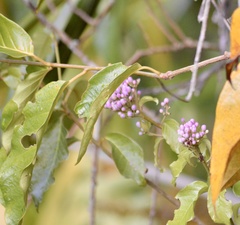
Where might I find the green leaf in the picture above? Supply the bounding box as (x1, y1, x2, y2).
(74, 63, 141, 163)
(167, 181, 208, 225)
(139, 96, 159, 107)
(139, 119, 151, 133)
(199, 138, 211, 162)
(31, 112, 68, 208)
(170, 148, 194, 185)
(1, 66, 22, 89)
(106, 133, 146, 186)
(0, 14, 34, 58)
(0, 80, 67, 225)
(233, 181, 240, 197)
(162, 118, 183, 154)
(207, 189, 232, 225)
(232, 203, 240, 225)
(1, 67, 50, 152)
(37, 0, 44, 9)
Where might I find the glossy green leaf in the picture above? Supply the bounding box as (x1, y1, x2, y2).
(1, 67, 50, 152)
(106, 133, 146, 186)
(74, 63, 141, 163)
(139, 96, 159, 107)
(0, 80, 67, 225)
(170, 148, 194, 185)
(167, 181, 208, 225)
(162, 118, 182, 154)
(0, 14, 34, 58)
(31, 112, 68, 208)
(207, 189, 232, 225)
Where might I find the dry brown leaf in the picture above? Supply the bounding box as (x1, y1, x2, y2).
(210, 64, 240, 204)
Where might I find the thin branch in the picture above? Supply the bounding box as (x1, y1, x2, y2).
(89, 145, 99, 225)
(211, 0, 230, 30)
(22, 0, 96, 66)
(186, 0, 211, 101)
(126, 40, 217, 66)
(53, 34, 62, 80)
(79, 0, 115, 43)
(144, 0, 178, 44)
(196, 61, 225, 93)
(155, 79, 187, 102)
(89, 117, 101, 225)
(156, 0, 187, 41)
(145, 52, 230, 80)
(148, 189, 158, 225)
(145, 169, 206, 225)
(145, 178, 179, 207)
(0, 58, 103, 70)
(0, 52, 230, 81)
(67, 0, 95, 25)
(138, 22, 153, 47)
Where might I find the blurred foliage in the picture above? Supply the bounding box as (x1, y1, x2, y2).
(0, 0, 238, 224)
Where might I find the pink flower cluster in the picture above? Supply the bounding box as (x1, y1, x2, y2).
(178, 118, 208, 147)
(159, 98, 170, 115)
(104, 77, 141, 118)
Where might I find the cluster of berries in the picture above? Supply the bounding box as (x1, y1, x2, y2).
(177, 118, 208, 147)
(136, 120, 150, 136)
(104, 77, 141, 118)
(135, 98, 171, 136)
(159, 98, 170, 115)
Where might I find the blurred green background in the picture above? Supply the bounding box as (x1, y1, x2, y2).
(0, 0, 238, 224)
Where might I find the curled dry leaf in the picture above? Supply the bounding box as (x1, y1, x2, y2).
(210, 63, 240, 205)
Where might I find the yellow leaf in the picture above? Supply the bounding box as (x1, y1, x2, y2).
(230, 8, 240, 59)
(210, 64, 240, 204)
(226, 8, 240, 84)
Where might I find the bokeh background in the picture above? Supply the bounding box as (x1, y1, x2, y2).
(0, 0, 239, 224)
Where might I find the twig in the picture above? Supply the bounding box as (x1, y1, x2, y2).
(0, 52, 230, 80)
(89, 145, 99, 225)
(145, 178, 179, 207)
(186, 0, 211, 101)
(154, 52, 230, 80)
(196, 62, 225, 93)
(62, 105, 112, 159)
(89, 117, 101, 225)
(211, 0, 230, 30)
(22, 0, 96, 66)
(148, 189, 158, 225)
(0, 58, 103, 70)
(156, 79, 187, 102)
(126, 40, 217, 66)
(145, 177, 205, 225)
(52, 34, 62, 80)
(156, 0, 186, 41)
(144, 0, 178, 44)
(62, 69, 89, 105)
(67, 0, 95, 25)
(89, 142, 99, 225)
(79, 0, 115, 43)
